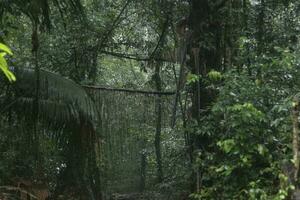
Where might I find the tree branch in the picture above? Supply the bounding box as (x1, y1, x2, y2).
(101, 50, 169, 62)
(96, 0, 132, 51)
(149, 17, 170, 59)
(83, 85, 175, 96)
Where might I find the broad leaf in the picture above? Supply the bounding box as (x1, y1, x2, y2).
(0, 43, 13, 55)
(0, 52, 16, 82)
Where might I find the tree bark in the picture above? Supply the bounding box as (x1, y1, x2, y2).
(292, 98, 300, 184)
(154, 63, 164, 183)
(187, 0, 233, 192)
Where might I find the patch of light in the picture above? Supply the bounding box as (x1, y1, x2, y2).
(250, 0, 260, 6)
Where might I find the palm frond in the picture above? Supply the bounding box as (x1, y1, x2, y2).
(1, 67, 98, 129)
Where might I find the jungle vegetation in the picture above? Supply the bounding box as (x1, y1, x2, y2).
(1, 0, 300, 199)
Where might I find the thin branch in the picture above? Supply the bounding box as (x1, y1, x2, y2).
(101, 50, 167, 62)
(0, 98, 19, 114)
(96, 0, 132, 51)
(0, 186, 37, 199)
(83, 85, 175, 96)
(149, 17, 170, 59)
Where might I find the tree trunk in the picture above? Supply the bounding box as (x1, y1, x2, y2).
(187, 0, 210, 192)
(292, 98, 300, 184)
(154, 63, 164, 183)
(187, 0, 235, 192)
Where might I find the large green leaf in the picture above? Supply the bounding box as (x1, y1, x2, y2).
(0, 44, 16, 82)
(1, 67, 97, 129)
(0, 43, 13, 55)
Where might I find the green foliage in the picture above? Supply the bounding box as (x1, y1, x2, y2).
(0, 43, 15, 82)
(186, 73, 200, 85)
(1, 0, 300, 199)
(207, 70, 222, 82)
(217, 139, 236, 154)
(190, 38, 300, 198)
(0, 0, 84, 28)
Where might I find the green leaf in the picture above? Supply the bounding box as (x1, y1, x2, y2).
(0, 43, 13, 55)
(186, 73, 200, 84)
(0, 53, 16, 82)
(208, 70, 222, 81)
(257, 144, 266, 155)
(217, 139, 236, 153)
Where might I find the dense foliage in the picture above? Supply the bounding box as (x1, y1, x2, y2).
(1, 0, 300, 200)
